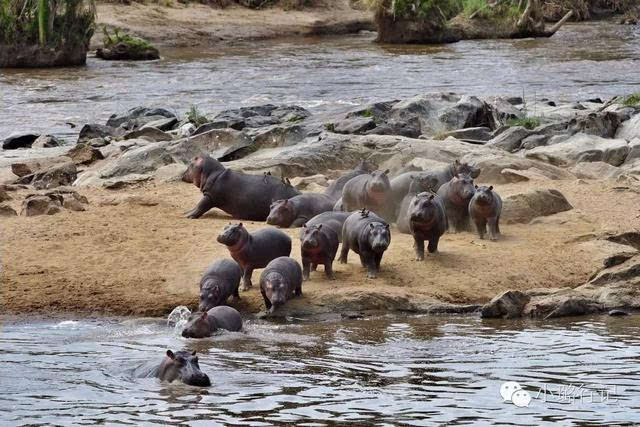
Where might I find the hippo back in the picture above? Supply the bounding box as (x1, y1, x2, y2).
(304, 211, 351, 242)
(208, 306, 243, 332)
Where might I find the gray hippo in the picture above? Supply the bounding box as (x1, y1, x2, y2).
(139, 350, 211, 386)
(399, 192, 446, 260)
(341, 169, 394, 222)
(182, 306, 243, 338)
(469, 185, 502, 240)
(217, 223, 292, 290)
(300, 223, 339, 280)
(340, 209, 391, 279)
(259, 256, 303, 313)
(266, 193, 335, 228)
(436, 173, 476, 232)
(430, 160, 481, 191)
(183, 155, 300, 220)
(390, 172, 439, 219)
(333, 197, 344, 211)
(198, 259, 243, 312)
(324, 159, 377, 201)
(303, 211, 350, 243)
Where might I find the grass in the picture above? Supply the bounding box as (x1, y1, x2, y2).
(360, 109, 373, 118)
(620, 93, 640, 107)
(461, 0, 487, 18)
(185, 106, 209, 127)
(102, 26, 155, 53)
(507, 116, 542, 130)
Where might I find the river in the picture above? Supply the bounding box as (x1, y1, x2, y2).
(1, 21, 639, 142)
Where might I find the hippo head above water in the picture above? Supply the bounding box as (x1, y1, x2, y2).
(182, 312, 215, 339)
(409, 192, 439, 223)
(266, 200, 295, 227)
(450, 173, 476, 201)
(473, 185, 495, 205)
(367, 222, 391, 253)
(368, 169, 391, 193)
(300, 224, 323, 251)
(217, 223, 248, 247)
(157, 350, 211, 387)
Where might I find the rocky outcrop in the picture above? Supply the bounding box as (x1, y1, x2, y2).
(78, 124, 121, 144)
(0, 42, 89, 68)
(2, 133, 39, 150)
(501, 189, 573, 224)
(481, 290, 530, 319)
(32, 135, 64, 148)
(96, 42, 160, 61)
(17, 162, 77, 190)
(525, 133, 630, 167)
(616, 113, 640, 141)
(106, 107, 176, 129)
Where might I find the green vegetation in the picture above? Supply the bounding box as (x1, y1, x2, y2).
(0, 0, 95, 47)
(362, 0, 523, 21)
(507, 116, 542, 130)
(325, 123, 336, 132)
(620, 93, 640, 107)
(102, 26, 155, 54)
(360, 109, 374, 118)
(185, 106, 209, 127)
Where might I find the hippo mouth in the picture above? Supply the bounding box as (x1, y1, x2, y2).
(266, 216, 279, 226)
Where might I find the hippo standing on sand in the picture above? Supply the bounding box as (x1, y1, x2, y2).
(139, 350, 211, 386)
(324, 159, 377, 201)
(436, 173, 476, 233)
(260, 256, 303, 313)
(266, 193, 335, 228)
(182, 155, 300, 220)
(431, 160, 481, 191)
(182, 306, 243, 338)
(217, 223, 292, 290)
(303, 211, 350, 242)
(390, 172, 439, 219)
(399, 192, 447, 260)
(469, 185, 502, 240)
(198, 259, 243, 312)
(341, 169, 395, 222)
(300, 223, 339, 280)
(340, 209, 391, 279)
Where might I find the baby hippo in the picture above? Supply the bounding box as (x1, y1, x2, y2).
(469, 185, 502, 240)
(266, 193, 335, 228)
(198, 259, 243, 312)
(260, 257, 303, 313)
(436, 173, 476, 232)
(341, 169, 395, 222)
(390, 172, 439, 214)
(300, 224, 339, 280)
(148, 350, 211, 387)
(182, 306, 243, 338)
(217, 223, 291, 290)
(340, 209, 391, 279)
(400, 192, 447, 260)
(304, 211, 350, 243)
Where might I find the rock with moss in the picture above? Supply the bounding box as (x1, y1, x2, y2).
(96, 28, 159, 61)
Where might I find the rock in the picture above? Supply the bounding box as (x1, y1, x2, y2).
(18, 162, 78, 190)
(96, 42, 160, 61)
(502, 189, 573, 224)
(485, 126, 531, 152)
(87, 138, 109, 148)
(499, 168, 530, 182)
(21, 195, 63, 216)
(0, 187, 11, 202)
(153, 164, 188, 182)
(543, 297, 603, 319)
(616, 112, 640, 141)
(2, 133, 39, 149)
(442, 127, 493, 142)
(568, 111, 620, 139)
(0, 203, 17, 216)
(32, 135, 64, 148)
(193, 120, 244, 135)
(178, 123, 196, 137)
(438, 95, 495, 131)
(589, 255, 640, 287)
(98, 143, 175, 180)
(608, 309, 630, 316)
(520, 134, 549, 150)
(67, 144, 104, 165)
(139, 117, 178, 132)
(97, 194, 160, 207)
(569, 162, 622, 180)
(106, 107, 176, 129)
(123, 127, 172, 142)
(332, 117, 376, 135)
(173, 128, 254, 161)
(462, 152, 573, 184)
(626, 138, 640, 163)
(213, 104, 310, 129)
(525, 133, 630, 167)
(78, 124, 120, 144)
(246, 124, 308, 149)
(480, 290, 530, 319)
(103, 174, 152, 189)
(11, 163, 34, 177)
(367, 119, 421, 138)
(485, 96, 523, 121)
(290, 175, 329, 190)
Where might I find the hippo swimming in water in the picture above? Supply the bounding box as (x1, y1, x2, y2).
(139, 350, 211, 387)
(182, 306, 243, 338)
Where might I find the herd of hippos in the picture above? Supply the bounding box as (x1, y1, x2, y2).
(147, 155, 504, 386)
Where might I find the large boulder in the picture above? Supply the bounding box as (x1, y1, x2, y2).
(0, 203, 17, 216)
(123, 127, 172, 142)
(501, 189, 573, 224)
(616, 113, 640, 141)
(17, 162, 78, 190)
(21, 194, 63, 216)
(625, 138, 640, 163)
(78, 124, 120, 144)
(568, 111, 620, 139)
(32, 135, 64, 148)
(67, 144, 104, 165)
(481, 290, 530, 319)
(106, 107, 176, 129)
(2, 133, 39, 150)
(485, 126, 531, 152)
(525, 133, 630, 167)
(140, 117, 178, 132)
(96, 42, 160, 61)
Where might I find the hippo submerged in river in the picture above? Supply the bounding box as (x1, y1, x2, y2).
(183, 155, 300, 220)
(138, 350, 211, 387)
(182, 306, 243, 338)
(266, 193, 335, 228)
(198, 259, 243, 312)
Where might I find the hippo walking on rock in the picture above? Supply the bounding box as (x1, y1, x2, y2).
(138, 350, 211, 387)
(217, 223, 292, 290)
(469, 185, 502, 240)
(399, 192, 447, 260)
(198, 259, 243, 312)
(436, 173, 476, 232)
(183, 155, 300, 220)
(266, 193, 335, 228)
(300, 223, 339, 280)
(260, 257, 303, 313)
(303, 211, 350, 242)
(324, 159, 377, 201)
(341, 169, 394, 222)
(182, 306, 243, 338)
(340, 209, 391, 279)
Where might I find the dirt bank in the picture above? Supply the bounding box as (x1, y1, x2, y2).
(3, 177, 639, 317)
(94, 0, 374, 48)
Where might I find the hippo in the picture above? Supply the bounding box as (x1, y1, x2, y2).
(182, 155, 300, 220)
(324, 159, 377, 201)
(436, 173, 476, 232)
(341, 169, 394, 222)
(217, 223, 292, 290)
(303, 211, 350, 243)
(399, 192, 447, 260)
(259, 256, 303, 313)
(300, 223, 339, 280)
(145, 350, 211, 386)
(340, 209, 391, 279)
(468, 185, 502, 241)
(333, 197, 344, 211)
(266, 193, 335, 228)
(198, 259, 243, 312)
(182, 306, 243, 338)
(430, 160, 481, 191)
(390, 172, 439, 219)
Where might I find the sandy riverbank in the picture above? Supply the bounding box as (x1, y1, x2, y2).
(3, 176, 638, 317)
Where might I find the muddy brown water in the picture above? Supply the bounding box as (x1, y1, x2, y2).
(1, 21, 639, 142)
(2, 313, 640, 425)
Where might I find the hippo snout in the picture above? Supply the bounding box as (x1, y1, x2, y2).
(183, 372, 211, 387)
(266, 215, 277, 225)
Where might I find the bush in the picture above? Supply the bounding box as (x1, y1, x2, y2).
(507, 116, 542, 130)
(185, 106, 209, 126)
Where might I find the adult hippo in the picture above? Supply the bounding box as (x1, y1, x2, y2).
(430, 160, 480, 191)
(324, 159, 377, 201)
(135, 350, 211, 387)
(183, 155, 300, 220)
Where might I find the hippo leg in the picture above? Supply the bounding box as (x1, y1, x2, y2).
(260, 287, 272, 311)
(339, 241, 349, 264)
(186, 195, 215, 219)
(324, 257, 335, 280)
(241, 268, 254, 291)
(427, 235, 439, 253)
(413, 237, 425, 261)
(294, 284, 302, 297)
(474, 219, 486, 239)
(496, 216, 501, 234)
(447, 211, 459, 233)
(233, 285, 240, 301)
(488, 217, 499, 241)
(302, 257, 311, 281)
(360, 254, 377, 279)
(374, 252, 383, 270)
(311, 263, 318, 272)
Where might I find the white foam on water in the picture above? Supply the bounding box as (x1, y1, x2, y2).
(167, 305, 191, 335)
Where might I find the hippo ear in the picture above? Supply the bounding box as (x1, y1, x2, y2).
(369, 223, 374, 228)
(317, 224, 322, 229)
(385, 223, 390, 229)
(489, 185, 493, 191)
(383, 169, 390, 175)
(238, 222, 243, 228)
(192, 351, 197, 356)
(166, 350, 175, 359)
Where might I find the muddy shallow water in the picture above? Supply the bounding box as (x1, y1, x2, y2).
(1, 21, 639, 142)
(2, 313, 640, 425)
